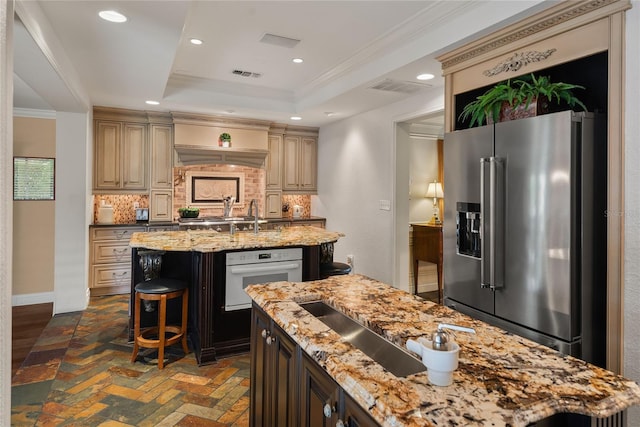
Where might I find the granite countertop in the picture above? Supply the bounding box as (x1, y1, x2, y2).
(246, 274, 640, 427)
(129, 225, 344, 252)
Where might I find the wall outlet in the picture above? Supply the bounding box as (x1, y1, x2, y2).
(133, 201, 139, 209)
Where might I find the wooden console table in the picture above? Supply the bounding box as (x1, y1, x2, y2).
(411, 223, 443, 303)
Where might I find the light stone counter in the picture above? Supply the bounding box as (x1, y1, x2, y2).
(246, 274, 640, 427)
(129, 225, 344, 252)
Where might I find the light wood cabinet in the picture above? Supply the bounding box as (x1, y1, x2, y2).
(150, 124, 173, 189)
(266, 134, 283, 190)
(283, 135, 317, 193)
(149, 123, 174, 222)
(89, 226, 145, 296)
(150, 190, 173, 222)
(265, 191, 282, 218)
(94, 120, 147, 192)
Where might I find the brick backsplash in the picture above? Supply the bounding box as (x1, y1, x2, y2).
(174, 165, 265, 219)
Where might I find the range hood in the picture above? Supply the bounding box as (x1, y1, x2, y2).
(172, 113, 271, 168)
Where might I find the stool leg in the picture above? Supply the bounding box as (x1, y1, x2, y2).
(158, 294, 167, 369)
(131, 292, 141, 364)
(181, 288, 189, 355)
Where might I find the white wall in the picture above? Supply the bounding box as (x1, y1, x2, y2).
(313, 88, 444, 287)
(54, 111, 91, 314)
(408, 137, 439, 224)
(624, 2, 640, 424)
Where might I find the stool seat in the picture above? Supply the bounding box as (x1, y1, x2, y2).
(135, 278, 187, 294)
(131, 278, 189, 369)
(321, 261, 352, 278)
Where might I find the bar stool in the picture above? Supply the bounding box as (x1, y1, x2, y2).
(320, 242, 352, 279)
(131, 278, 189, 369)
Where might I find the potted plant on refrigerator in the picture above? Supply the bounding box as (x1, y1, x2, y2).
(459, 73, 587, 128)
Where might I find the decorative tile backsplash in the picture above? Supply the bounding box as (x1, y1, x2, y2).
(93, 194, 149, 224)
(282, 194, 311, 218)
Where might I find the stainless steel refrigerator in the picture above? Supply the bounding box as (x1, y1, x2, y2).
(443, 110, 607, 368)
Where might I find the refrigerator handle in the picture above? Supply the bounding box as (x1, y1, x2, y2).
(480, 157, 505, 291)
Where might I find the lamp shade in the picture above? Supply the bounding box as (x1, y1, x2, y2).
(426, 182, 443, 199)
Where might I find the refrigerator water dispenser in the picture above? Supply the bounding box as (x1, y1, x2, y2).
(456, 202, 481, 258)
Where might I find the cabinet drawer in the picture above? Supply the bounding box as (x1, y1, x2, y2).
(92, 227, 145, 241)
(91, 264, 132, 289)
(92, 241, 132, 264)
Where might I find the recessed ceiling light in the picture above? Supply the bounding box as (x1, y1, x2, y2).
(290, 116, 302, 121)
(98, 10, 127, 23)
(190, 38, 203, 45)
(416, 73, 435, 81)
(145, 100, 159, 105)
(292, 58, 304, 64)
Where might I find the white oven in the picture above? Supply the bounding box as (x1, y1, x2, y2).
(225, 247, 303, 311)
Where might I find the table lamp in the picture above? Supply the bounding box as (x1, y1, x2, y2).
(426, 181, 443, 224)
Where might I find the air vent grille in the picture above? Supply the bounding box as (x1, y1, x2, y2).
(260, 33, 301, 48)
(232, 69, 262, 78)
(369, 79, 432, 94)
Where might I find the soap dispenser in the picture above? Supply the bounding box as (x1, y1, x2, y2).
(406, 323, 475, 386)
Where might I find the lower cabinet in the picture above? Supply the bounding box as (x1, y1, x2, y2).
(251, 304, 379, 427)
(251, 305, 298, 427)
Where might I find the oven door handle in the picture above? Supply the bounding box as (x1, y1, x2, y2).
(228, 262, 301, 274)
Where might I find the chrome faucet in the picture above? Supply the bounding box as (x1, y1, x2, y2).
(247, 199, 257, 217)
(248, 199, 259, 234)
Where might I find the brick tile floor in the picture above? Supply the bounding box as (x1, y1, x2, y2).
(11, 295, 250, 426)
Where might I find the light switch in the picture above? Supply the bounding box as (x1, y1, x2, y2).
(379, 200, 391, 211)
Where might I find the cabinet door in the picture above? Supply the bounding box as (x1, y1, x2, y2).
(265, 191, 282, 218)
(271, 324, 298, 427)
(150, 190, 173, 222)
(300, 352, 340, 427)
(94, 121, 121, 190)
(150, 124, 173, 189)
(342, 392, 378, 427)
(299, 137, 317, 191)
(122, 123, 147, 190)
(283, 136, 301, 191)
(267, 134, 283, 190)
(250, 306, 271, 427)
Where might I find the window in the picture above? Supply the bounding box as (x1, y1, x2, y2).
(13, 157, 55, 201)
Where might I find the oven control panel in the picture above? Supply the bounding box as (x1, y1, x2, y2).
(226, 247, 303, 265)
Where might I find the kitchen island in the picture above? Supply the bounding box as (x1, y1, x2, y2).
(246, 274, 640, 427)
(129, 226, 344, 364)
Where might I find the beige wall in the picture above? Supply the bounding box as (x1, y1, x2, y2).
(13, 116, 55, 297)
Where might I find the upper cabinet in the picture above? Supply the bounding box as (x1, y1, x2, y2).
(93, 108, 149, 193)
(149, 124, 173, 189)
(282, 127, 318, 193)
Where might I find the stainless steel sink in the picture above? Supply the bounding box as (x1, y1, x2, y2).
(300, 301, 426, 377)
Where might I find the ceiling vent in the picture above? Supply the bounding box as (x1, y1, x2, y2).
(232, 69, 262, 78)
(260, 33, 301, 48)
(368, 79, 432, 94)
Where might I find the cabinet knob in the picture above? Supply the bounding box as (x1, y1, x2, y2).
(266, 336, 273, 345)
(336, 420, 345, 427)
(323, 403, 336, 418)
(261, 329, 269, 339)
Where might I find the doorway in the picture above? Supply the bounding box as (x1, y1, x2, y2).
(394, 111, 444, 299)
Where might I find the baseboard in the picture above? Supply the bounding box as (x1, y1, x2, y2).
(12, 291, 55, 306)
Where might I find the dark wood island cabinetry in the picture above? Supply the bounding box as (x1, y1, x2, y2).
(129, 227, 343, 365)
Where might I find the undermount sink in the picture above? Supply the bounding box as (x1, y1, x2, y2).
(300, 301, 426, 377)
